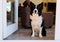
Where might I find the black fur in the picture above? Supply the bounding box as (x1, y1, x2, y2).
(37, 2, 43, 16)
(41, 19, 46, 36)
(42, 26, 46, 36)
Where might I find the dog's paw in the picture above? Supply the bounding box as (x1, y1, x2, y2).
(39, 34, 43, 38)
(31, 34, 35, 37)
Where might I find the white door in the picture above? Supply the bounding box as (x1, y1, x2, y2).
(2, 0, 18, 39)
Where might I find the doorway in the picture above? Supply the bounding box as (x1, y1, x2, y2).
(4, 0, 56, 40)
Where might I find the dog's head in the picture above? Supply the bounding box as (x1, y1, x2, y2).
(33, 8, 38, 14)
(30, 8, 38, 19)
(30, 8, 41, 20)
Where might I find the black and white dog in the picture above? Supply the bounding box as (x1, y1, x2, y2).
(30, 6, 46, 38)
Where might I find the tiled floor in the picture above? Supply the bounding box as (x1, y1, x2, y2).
(4, 25, 55, 40)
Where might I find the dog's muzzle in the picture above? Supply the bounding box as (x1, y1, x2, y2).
(35, 10, 37, 13)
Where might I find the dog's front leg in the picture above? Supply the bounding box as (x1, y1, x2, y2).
(31, 29, 35, 37)
(39, 27, 43, 38)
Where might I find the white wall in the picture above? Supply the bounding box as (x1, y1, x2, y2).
(31, 0, 43, 5)
(18, 0, 43, 6)
(0, 0, 2, 40)
(48, 0, 56, 3)
(18, 0, 56, 6)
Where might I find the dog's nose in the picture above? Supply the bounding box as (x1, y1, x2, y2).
(35, 10, 36, 13)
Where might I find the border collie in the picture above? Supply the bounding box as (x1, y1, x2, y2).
(30, 7, 46, 38)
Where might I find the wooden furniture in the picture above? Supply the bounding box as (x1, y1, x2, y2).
(19, 6, 31, 28)
(47, 3, 56, 24)
(42, 12, 54, 28)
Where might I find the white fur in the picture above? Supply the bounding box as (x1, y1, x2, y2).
(30, 8, 43, 37)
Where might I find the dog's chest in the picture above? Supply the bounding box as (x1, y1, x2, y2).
(31, 16, 42, 26)
(34, 28, 40, 36)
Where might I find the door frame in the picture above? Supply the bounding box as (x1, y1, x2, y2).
(2, 0, 18, 39)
